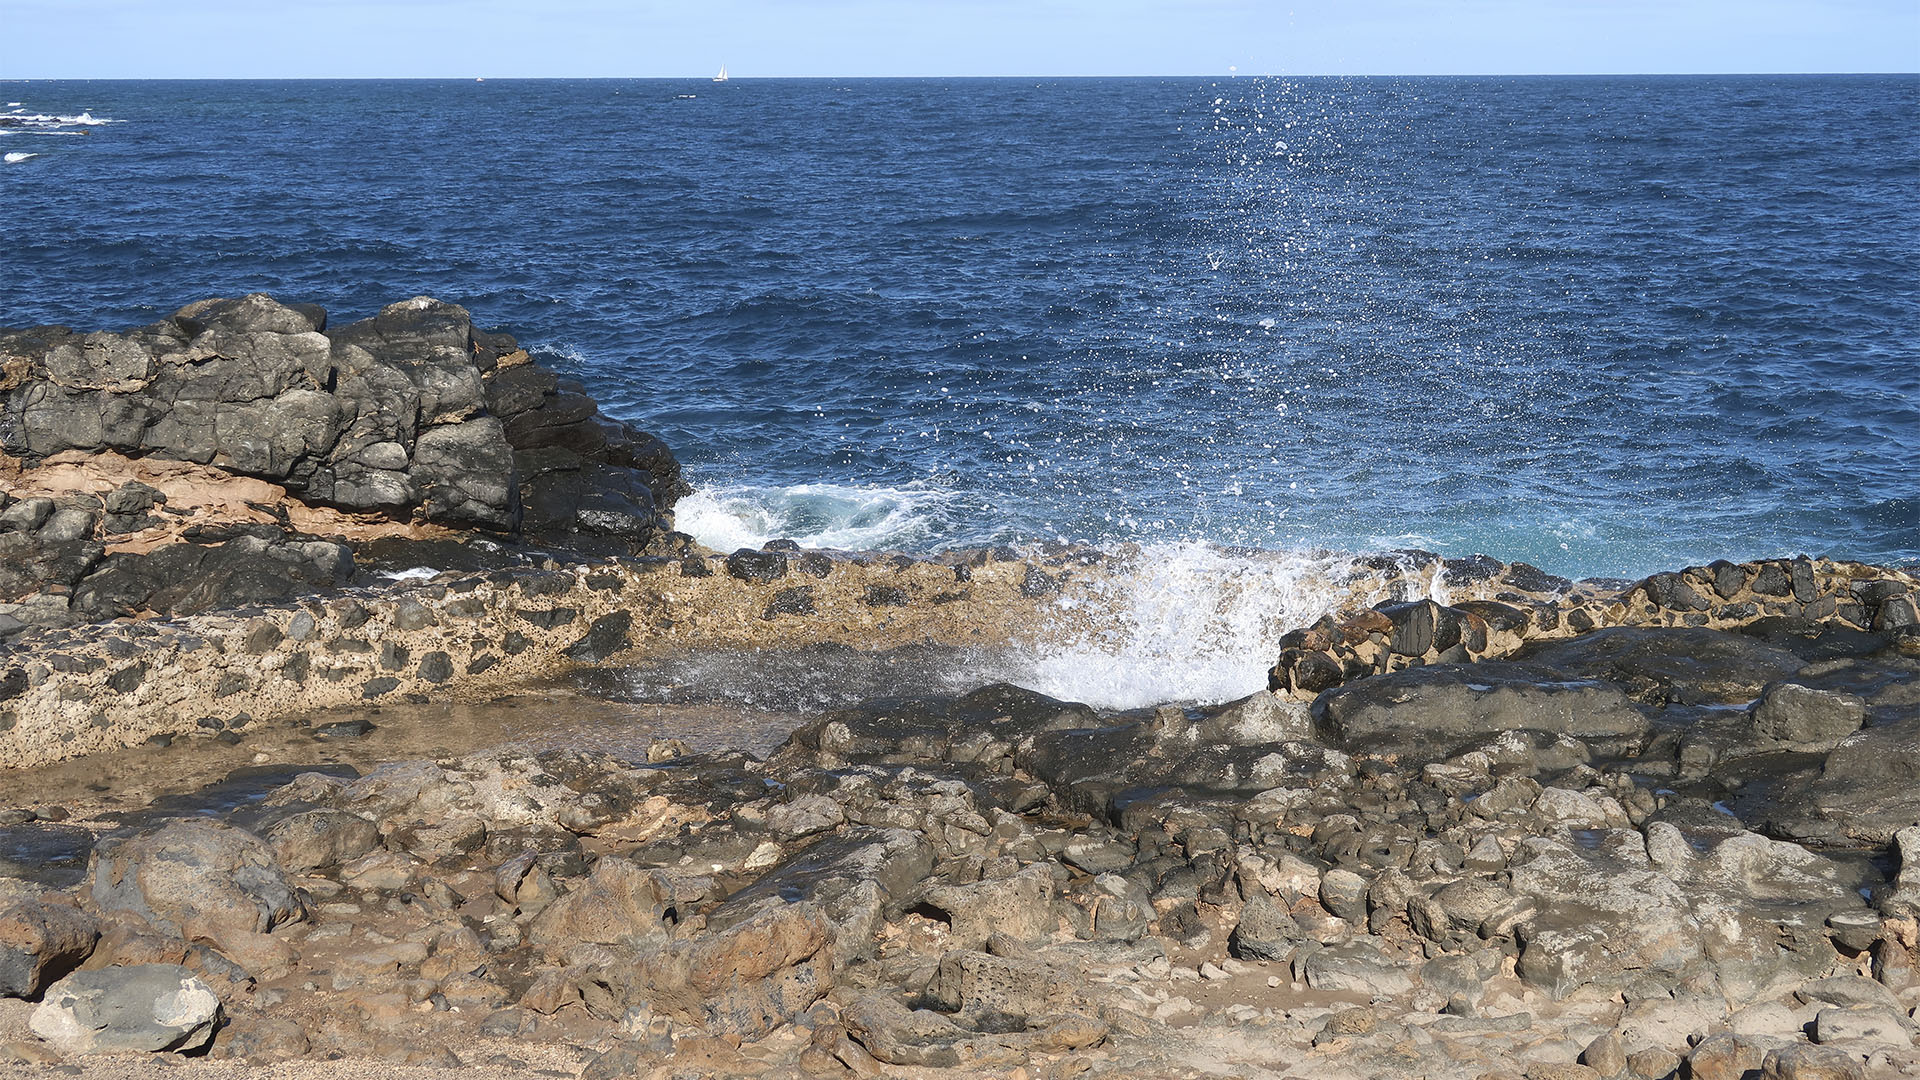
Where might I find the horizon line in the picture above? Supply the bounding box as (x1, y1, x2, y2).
(7, 70, 1917, 81)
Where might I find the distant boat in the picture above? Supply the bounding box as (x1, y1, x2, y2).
(713, 65, 729, 82)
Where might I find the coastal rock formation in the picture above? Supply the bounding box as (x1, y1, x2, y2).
(1, 295, 1917, 1075)
(1271, 556, 1919, 701)
(1, 601, 1916, 1076)
(0, 295, 688, 634)
(0, 543, 1095, 769)
(29, 964, 222, 1056)
(1, 293, 685, 535)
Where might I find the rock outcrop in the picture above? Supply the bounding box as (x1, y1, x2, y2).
(0, 294, 688, 634)
(1, 293, 685, 535)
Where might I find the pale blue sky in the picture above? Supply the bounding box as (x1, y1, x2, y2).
(3, 0, 1915, 78)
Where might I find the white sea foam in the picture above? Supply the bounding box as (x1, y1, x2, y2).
(382, 567, 439, 583)
(1, 110, 118, 128)
(4, 152, 36, 164)
(996, 541, 1356, 710)
(675, 482, 957, 552)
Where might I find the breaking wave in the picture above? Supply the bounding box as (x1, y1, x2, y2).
(674, 482, 969, 553)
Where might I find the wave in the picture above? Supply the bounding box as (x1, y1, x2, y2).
(0, 111, 117, 125)
(673, 481, 962, 552)
(4, 152, 37, 164)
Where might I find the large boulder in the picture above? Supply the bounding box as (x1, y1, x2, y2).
(541, 901, 835, 1041)
(1761, 716, 1920, 845)
(70, 531, 353, 619)
(86, 820, 302, 940)
(0, 901, 98, 998)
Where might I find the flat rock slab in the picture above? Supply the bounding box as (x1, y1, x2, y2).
(1314, 660, 1648, 758)
(1513, 626, 1805, 705)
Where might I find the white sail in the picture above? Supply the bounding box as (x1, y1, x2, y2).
(714, 65, 729, 82)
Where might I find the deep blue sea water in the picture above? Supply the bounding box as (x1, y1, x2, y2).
(4, 77, 1916, 583)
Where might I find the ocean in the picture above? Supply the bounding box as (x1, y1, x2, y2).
(3, 76, 1916, 704)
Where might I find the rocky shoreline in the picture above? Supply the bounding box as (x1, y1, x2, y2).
(3, 298, 1919, 1079)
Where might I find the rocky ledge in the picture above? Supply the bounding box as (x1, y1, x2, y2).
(0, 558, 1917, 1077)
(0, 294, 687, 635)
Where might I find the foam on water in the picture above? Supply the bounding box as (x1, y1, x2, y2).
(4, 152, 36, 164)
(675, 482, 962, 552)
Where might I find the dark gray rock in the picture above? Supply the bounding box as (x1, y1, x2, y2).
(564, 611, 632, 663)
(726, 549, 789, 582)
(264, 810, 380, 873)
(709, 827, 934, 966)
(410, 416, 516, 528)
(0, 497, 54, 533)
(0, 533, 103, 602)
(29, 964, 222, 1055)
(1764, 716, 1920, 844)
(1514, 626, 1804, 705)
(0, 294, 683, 546)
(1314, 660, 1648, 758)
(1229, 885, 1298, 961)
(781, 683, 1100, 773)
(69, 532, 352, 619)
(1752, 682, 1867, 749)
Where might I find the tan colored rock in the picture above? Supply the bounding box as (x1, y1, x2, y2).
(526, 857, 670, 956)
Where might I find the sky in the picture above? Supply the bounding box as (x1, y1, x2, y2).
(2, 0, 1915, 79)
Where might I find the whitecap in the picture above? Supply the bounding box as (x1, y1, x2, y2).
(4, 152, 36, 163)
(674, 481, 957, 552)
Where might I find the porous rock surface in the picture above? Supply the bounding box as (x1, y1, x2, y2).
(0, 600, 1915, 1077)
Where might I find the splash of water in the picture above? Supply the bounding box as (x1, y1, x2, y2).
(999, 541, 1360, 710)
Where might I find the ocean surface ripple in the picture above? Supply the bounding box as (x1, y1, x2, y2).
(3, 76, 1915, 580)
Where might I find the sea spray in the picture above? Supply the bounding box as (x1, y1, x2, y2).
(996, 541, 1359, 710)
(673, 479, 1470, 710)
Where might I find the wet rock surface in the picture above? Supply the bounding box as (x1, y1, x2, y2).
(0, 584, 1915, 1077)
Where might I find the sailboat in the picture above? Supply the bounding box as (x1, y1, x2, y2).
(713, 65, 729, 82)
